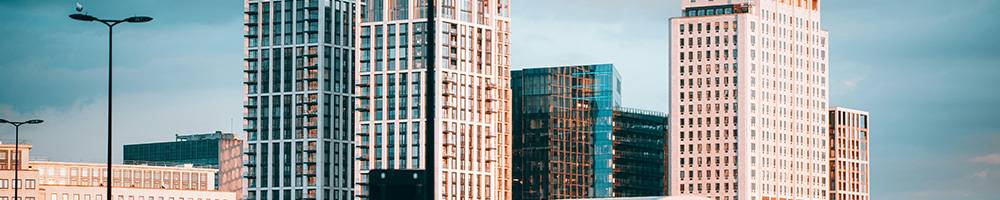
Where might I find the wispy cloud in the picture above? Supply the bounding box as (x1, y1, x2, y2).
(972, 170, 990, 179)
(971, 153, 1000, 165)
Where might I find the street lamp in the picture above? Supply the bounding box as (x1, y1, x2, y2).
(69, 9, 152, 200)
(0, 119, 44, 200)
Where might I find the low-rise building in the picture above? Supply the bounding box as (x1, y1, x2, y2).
(0, 143, 40, 200)
(0, 143, 238, 200)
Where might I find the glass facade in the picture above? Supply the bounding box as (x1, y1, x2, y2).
(124, 136, 221, 167)
(511, 64, 621, 199)
(610, 108, 667, 197)
(588, 64, 622, 197)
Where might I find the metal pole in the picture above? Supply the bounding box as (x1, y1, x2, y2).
(13, 124, 19, 200)
(106, 23, 114, 200)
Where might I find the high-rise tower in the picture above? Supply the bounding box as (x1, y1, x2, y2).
(510, 64, 621, 199)
(354, 0, 512, 199)
(242, 0, 358, 199)
(669, 1, 830, 200)
(828, 107, 870, 200)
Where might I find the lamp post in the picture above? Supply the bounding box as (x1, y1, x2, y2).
(0, 119, 44, 200)
(69, 11, 152, 200)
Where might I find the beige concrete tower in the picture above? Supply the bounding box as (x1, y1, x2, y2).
(669, 1, 830, 200)
(355, 0, 512, 199)
(828, 107, 870, 200)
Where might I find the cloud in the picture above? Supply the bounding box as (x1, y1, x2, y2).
(842, 79, 858, 88)
(972, 170, 990, 179)
(971, 153, 1000, 165)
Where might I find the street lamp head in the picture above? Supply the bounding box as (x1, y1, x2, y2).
(69, 13, 97, 21)
(0, 119, 8, 123)
(26, 120, 44, 124)
(124, 16, 153, 23)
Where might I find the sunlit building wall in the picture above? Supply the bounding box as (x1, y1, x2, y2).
(669, 0, 830, 200)
(354, 0, 512, 199)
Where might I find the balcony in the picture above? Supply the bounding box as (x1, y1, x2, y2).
(243, 160, 256, 167)
(244, 148, 257, 155)
(302, 156, 317, 164)
(302, 121, 318, 128)
(298, 109, 318, 117)
(243, 171, 256, 178)
(243, 100, 257, 107)
(297, 169, 317, 177)
(300, 144, 317, 153)
(485, 83, 497, 90)
(303, 51, 318, 58)
(303, 71, 319, 80)
(442, 88, 456, 97)
(442, 76, 456, 85)
(443, 101, 456, 109)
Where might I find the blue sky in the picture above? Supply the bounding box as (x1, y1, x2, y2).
(1, 0, 998, 199)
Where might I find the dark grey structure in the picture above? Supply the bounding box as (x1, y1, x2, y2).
(366, 169, 428, 200)
(124, 131, 234, 167)
(611, 107, 667, 197)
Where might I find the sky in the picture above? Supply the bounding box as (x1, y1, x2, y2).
(0, 0, 998, 199)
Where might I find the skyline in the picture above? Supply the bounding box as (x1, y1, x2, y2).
(0, 0, 999, 200)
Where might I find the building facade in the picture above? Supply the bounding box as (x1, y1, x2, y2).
(0, 144, 40, 200)
(610, 107, 667, 197)
(242, 0, 358, 199)
(0, 144, 238, 200)
(123, 131, 245, 199)
(510, 64, 621, 199)
(33, 161, 237, 200)
(354, 0, 512, 199)
(827, 107, 870, 200)
(669, 1, 830, 200)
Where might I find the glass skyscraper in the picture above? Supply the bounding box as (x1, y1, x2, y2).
(511, 64, 621, 199)
(355, 0, 512, 199)
(242, 0, 357, 199)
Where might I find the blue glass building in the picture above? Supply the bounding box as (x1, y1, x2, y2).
(585, 64, 622, 197)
